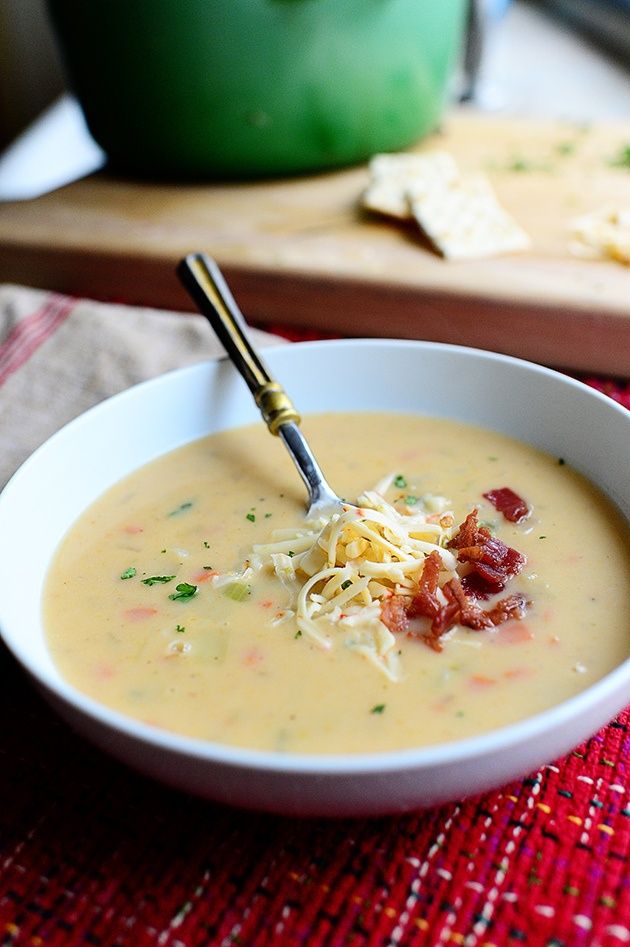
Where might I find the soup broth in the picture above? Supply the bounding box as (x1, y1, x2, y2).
(44, 412, 630, 754)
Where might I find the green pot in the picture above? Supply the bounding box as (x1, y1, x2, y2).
(47, 0, 467, 178)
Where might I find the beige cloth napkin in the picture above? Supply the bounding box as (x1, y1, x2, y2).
(0, 284, 286, 490)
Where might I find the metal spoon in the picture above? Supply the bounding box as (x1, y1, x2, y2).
(177, 253, 343, 519)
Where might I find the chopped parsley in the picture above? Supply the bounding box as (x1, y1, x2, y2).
(393, 474, 407, 488)
(120, 567, 136, 580)
(539, 535, 547, 540)
(341, 579, 353, 591)
(175, 624, 186, 633)
(294, 629, 302, 639)
(203, 541, 210, 549)
(370, 704, 386, 714)
(288, 551, 295, 558)
(142, 574, 175, 585)
(246, 512, 256, 523)
(168, 582, 197, 601)
(202, 565, 214, 571)
(160, 549, 166, 554)
(405, 495, 419, 506)
(264, 512, 273, 519)
(167, 501, 194, 517)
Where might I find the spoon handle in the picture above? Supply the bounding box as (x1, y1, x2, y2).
(177, 253, 340, 513)
(177, 253, 300, 436)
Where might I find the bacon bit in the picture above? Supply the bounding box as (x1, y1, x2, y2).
(448, 509, 526, 599)
(123, 606, 158, 621)
(448, 509, 486, 549)
(122, 524, 144, 535)
(485, 593, 529, 625)
(408, 550, 442, 620)
(193, 569, 218, 583)
(483, 487, 530, 523)
(379, 524, 530, 651)
(380, 594, 410, 636)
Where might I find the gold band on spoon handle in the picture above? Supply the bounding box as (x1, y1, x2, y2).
(177, 253, 301, 436)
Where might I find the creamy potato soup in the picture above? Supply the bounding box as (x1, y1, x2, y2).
(44, 413, 630, 754)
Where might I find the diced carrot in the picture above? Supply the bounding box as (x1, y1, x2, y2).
(494, 623, 534, 645)
(124, 606, 158, 621)
(194, 570, 218, 583)
(431, 695, 455, 712)
(243, 647, 264, 667)
(123, 525, 144, 534)
(503, 667, 532, 680)
(469, 674, 496, 688)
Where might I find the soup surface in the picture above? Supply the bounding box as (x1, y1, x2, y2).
(44, 412, 630, 754)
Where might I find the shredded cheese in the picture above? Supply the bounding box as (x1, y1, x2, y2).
(251, 486, 458, 681)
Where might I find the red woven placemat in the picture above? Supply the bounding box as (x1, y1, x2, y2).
(1, 317, 629, 946)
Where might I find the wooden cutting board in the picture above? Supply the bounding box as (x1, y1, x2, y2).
(1, 110, 629, 374)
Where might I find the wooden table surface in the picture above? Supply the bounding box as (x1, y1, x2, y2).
(1, 110, 629, 375)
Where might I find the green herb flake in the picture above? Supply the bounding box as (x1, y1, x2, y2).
(176, 624, 186, 634)
(558, 457, 565, 466)
(264, 512, 273, 519)
(539, 535, 547, 540)
(341, 579, 353, 591)
(505, 157, 553, 173)
(168, 582, 198, 601)
(202, 565, 214, 571)
(405, 495, 419, 506)
(120, 567, 137, 580)
(288, 551, 295, 558)
(370, 704, 386, 714)
(160, 549, 167, 554)
(246, 512, 256, 523)
(203, 541, 210, 549)
(294, 629, 302, 639)
(609, 144, 630, 169)
(556, 140, 577, 156)
(142, 575, 176, 586)
(393, 474, 407, 488)
(167, 501, 194, 517)
(222, 581, 251, 602)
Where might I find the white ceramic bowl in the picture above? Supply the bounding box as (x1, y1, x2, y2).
(1, 339, 629, 817)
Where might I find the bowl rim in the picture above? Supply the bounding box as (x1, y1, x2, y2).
(1, 336, 630, 779)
